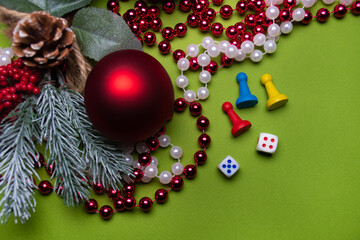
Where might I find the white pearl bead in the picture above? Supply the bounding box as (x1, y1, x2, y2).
(301, 0, 316, 7)
(266, 6, 279, 20)
(207, 43, 221, 58)
(144, 164, 158, 178)
(280, 21, 293, 34)
(264, 40, 277, 53)
(177, 58, 190, 71)
(170, 146, 183, 159)
(322, 0, 334, 4)
(184, 89, 197, 102)
(197, 87, 209, 100)
(201, 36, 214, 49)
(0, 55, 11, 66)
(176, 75, 189, 88)
(296, 0, 301, 5)
(197, 53, 211, 67)
(186, 44, 199, 57)
(250, 50, 263, 62)
(219, 40, 231, 52)
(267, 23, 281, 37)
(171, 162, 184, 175)
(159, 171, 172, 184)
(199, 70, 211, 83)
(339, 0, 352, 5)
(141, 175, 152, 183)
(241, 40, 254, 54)
(132, 160, 142, 169)
(121, 144, 134, 153)
(124, 153, 134, 165)
(3, 48, 14, 59)
(158, 134, 171, 148)
(292, 8, 305, 21)
(151, 156, 158, 166)
(234, 50, 246, 62)
(224, 45, 238, 58)
(253, 33, 266, 46)
(136, 142, 149, 154)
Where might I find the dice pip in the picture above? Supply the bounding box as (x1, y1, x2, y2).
(256, 133, 278, 154)
(218, 155, 240, 178)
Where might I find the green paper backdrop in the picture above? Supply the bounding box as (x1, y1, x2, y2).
(1, 1, 360, 239)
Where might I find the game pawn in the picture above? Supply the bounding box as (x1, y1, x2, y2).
(222, 102, 252, 137)
(260, 74, 288, 111)
(235, 72, 258, 109)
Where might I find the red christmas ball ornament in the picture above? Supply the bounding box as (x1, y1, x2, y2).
(124, 196, 136, 209)
(99, 205, 113, 220)
(189, 102, 202, 116)
(139, 197, 153, 211)
(114, 198, 126, 212)
(174, 23, 187, 37)
(38, 180, 53, 195)
(352, 1, 360, 15)
(170, 176, 184, 191)
(123, 183, 136, 196)
(236, 0, 248, 15)
(155, 189, 168, 203)
(84, 199, 98, 213)
(301, 10, 313, 25)
(211, 22, 224, 36)
(316, 8, 330, 23)
(173, 49, 186, 62)
(184, 164, 197, 179)
(194, 150, 207, 164)
(197, 116, 209, 130)
(132, 168, 144, 182)
(158, 40, 171, 54)
(84, 50, 174, 144)
(204, 60, 218, 74)
(198, 134, 211, 148)
(93, 183, 105, 194)
(174, 98, 187, 112)
(334, 4, 347, 18)
(220, 5, 233, 19)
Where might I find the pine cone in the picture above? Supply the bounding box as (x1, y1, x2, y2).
(12, 11, 75, 68)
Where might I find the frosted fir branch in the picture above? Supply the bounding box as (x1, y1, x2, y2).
(35, 84, 90, 206)
(62, 88, 133, 190)
(0, 97, 40, 224)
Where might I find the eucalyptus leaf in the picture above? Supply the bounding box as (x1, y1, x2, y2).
(71, 7, 143, 61)
(0, 0, 91, 17)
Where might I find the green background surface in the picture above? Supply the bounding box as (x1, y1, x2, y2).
(1, 0, 360, 239)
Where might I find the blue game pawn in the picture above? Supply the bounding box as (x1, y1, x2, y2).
(235, 72, 258, 109)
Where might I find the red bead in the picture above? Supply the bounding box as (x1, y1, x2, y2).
(139, 197, 153, 211)
(162, 27, 175, 40)
(279, 9, 292, 22)
(245, 14, 256, 27)
(84, 199, 98, 213)
(179, 0, 193, 12)
(220, 5, 233, 19)
(146, 137, 159, 151)
(187, 13, 200, 27)
(203, 8, 217, 21)
(138, 153, 151, 166)
(352, 1, 360, 15)
(213, 0, 224, 6)
(174, 98, 187, 112)
(283, 0, 296, 9)
(124, 196, 136, 209)
(197, 116, 209, 130)
(199, 19, 211, 32)
(301, 10, 313, 25)
(194, 150, 207, 164)
(334, 4, 347, 18)
(226, 26, 238, 39)
(130, 22, 140, 34)
(241, 31, 253, 42)
(137, 19, 149, 32)
(148, 5, 160, 17)
(184, 164, 197, 179)
(172, 49, 186, 62)
(150, 18, 162, 31)
(143, 32, 156, 46)
(221, 54, 234, 67)
(236, 0, 248, 15)
(198, 133, 211, 148)
(162, 0, 176, 13)
(211, 22, 224, 36)
(230, 38, 241, 48)
(158, 40, 171, 54)
(107, 188, 121, 200)
(189, 57, 200, 70)
(316, 8, 330, 23)
(45, 163, 55, 175)
(262, 17, 272, 27)
(137, 6, 149, 18)
(99, 205, 113, 220)
(38, 180, 53, 195)
(253, 0, 266, 12)
(123, 183, 136, 196)
(134, 0, 147, 10)
(93, 182, 105, 194)
(155, 189, 168, 203)
(170, 176, 184, 191)
(204, 60, 218, 74)
(107, 0, 120, 13)
(114, 198, 126, 211)
(132, 168, 144, 182)
(252, 25, 265, 35)
(189, 102, 202, 116)
(174, 23, 187, 37)
(198, 0, 210, 8)
(156, 125, 166, 136)
(234, 22, 246, 34)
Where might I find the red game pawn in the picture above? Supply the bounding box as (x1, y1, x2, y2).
(222, 102, 251, 137)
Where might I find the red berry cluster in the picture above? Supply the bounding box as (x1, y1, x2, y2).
(0, 59, 42, 122)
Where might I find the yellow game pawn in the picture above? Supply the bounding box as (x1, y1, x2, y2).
(261, 74, 288, 111)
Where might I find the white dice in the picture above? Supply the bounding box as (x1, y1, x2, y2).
(256, 132, 278, 154)
(218, 155, 240, 178)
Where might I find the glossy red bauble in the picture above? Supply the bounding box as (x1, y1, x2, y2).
(124, 196, 136, 209)
(334, 4, 347, 18)
(139, 197, 153, 211)
(316, 8, 330, 23)
(38, 180, 53, 195)
(211, 22, 224, 36)
(158, 40, 172, 54)
(197, 116, 209, 130)
(114, 198, 126, 212)
(170, 176, 184, 191)
(189, 102, 202, 116)
(174, 98, 187, 112)
(184, 164, 197, 179)
(155, 189, 168, 203)
(99, 205, 113, 220)
(220, 5, 233, 19)
(84, 199, 98, 213)
(194, 150, 207, 164)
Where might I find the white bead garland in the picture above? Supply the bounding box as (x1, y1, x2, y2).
(0, 47, 14, 66)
